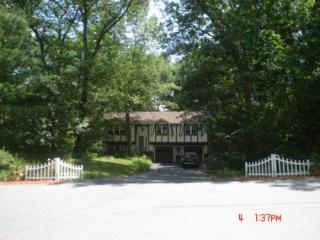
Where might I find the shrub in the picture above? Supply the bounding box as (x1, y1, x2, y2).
(131, 155, 152, 173)
(0, 150, 25, 181)
(80, 151, 98, 161)
(213, 168, 243, 178)
(0, 149, 15, 169)
(207, 151, 246, 171)
(0, 150, 15, 181)
(0, 170, 10, 181)
(310, 153, 320, 176)
(9, 155, 25, 180)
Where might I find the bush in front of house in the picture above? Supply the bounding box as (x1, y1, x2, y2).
(0, 149, 14, 168)
(0, 150, 14, 181)
(212, 168, 243, 178)
(207, 152, 246, 170)
(310, 153, 320, 176)
(131, 155, 152, 173)
(0, 150, 25, 181)
(206, 151, 246, 178)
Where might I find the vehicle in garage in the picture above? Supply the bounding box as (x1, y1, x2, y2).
(181, 152, 200, 168)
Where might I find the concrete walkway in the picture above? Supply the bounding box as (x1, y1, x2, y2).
(0, 164, 319, 240)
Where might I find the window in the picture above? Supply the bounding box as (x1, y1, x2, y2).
(162, 125, 168, 135)
(108, 126, 125, 135)
(156, 125, 162, 135)
(184, 124, 197, 135)
(114, 128, 120, 135)
(155, 124, 169, 135)
(108, 128, 114, 135)
(119, 127, 126, 135)
(184, 125, 191, 135)
(199, 125, 207, 136)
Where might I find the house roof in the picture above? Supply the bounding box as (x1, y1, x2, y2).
(104, 111, 208, 124)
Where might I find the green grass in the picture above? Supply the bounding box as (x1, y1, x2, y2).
(0, 149, 152, 181)
(211, 168, 243, 179)
(74, 155, 152, 179)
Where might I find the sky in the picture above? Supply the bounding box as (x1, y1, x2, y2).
(147, 0, 183, 62)
(148, 0, 165, 20)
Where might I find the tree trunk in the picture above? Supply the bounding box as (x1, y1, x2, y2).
(126, 112, 132, 156)
(74, 0, 89, 158)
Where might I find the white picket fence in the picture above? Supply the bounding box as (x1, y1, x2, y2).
(25, 158, 84, 181)
(245, 154, 310, 177)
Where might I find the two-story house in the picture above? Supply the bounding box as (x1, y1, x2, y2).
(104, 111, 208, 164)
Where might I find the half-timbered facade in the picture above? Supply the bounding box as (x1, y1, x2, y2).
(104, 111, 208, 164)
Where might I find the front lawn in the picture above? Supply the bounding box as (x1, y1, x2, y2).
(75, 155, 152, 179)
(210, 168, 243, 179)
(0, 149, 152, 181)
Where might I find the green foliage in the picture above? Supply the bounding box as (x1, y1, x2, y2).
(0, 170, 10, 181)
(131, 155, 152, 173)
(78, 155, 152, 179)
(9, 155, 25, 179)
(310, 153, 320, 175)
(212, 168, 243, 179)
(0, 1, 176, 158)
(165, 0, 320, 165)
(0, 8, 29, 81)
(207, 152, 247, 171)
(0, 150, 25, 181)
(0, 150, 15, 169)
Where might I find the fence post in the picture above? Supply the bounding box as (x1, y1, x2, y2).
(54, 158, 60, 181)
(25, 166, 28, 180)
(307, 160, 310, 176)
(271, 154, 277, 177)
(245, 162, 247, 177)
(80, 165, 84, 180)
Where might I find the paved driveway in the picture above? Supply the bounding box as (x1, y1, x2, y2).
(0, 164, 320, 240)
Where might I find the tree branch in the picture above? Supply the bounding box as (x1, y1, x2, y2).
(31, 27, 48, 69)
(92, 0, 133, 57)
(61, 9, 80, 44)
(192, 24, 214, 39)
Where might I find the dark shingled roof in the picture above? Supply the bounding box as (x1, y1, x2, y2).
(104, 111, 208, 124)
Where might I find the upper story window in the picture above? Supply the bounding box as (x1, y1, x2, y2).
(200, 125, 207, 136)
(155, 124, 169, 135)
(108, 126, 126, 135)
(162, 125, 168, 135)
(184, 124, 197, 135)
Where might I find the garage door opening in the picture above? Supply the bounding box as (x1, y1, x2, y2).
(184, 146, 203, 162)
(155, 146, 173, 164)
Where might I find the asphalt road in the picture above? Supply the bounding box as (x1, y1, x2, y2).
(1, 164, 320, 240)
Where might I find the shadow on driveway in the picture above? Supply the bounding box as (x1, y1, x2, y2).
(69, 164, 210, 187)
(211, 177, 320, 192)
(53, 164, 320, 192)
(268, 179, 320, 191)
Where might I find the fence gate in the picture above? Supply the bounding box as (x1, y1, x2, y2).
(25, 158, 84, 181)
(245, 154, 310, 177)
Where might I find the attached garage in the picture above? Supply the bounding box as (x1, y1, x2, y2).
(155, 146, 173, 164)
(184, 146, 203, 162)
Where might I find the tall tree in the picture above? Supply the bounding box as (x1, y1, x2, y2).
(163, 0, 319, 166)
(93, 6, 177, 155)
(1, 0, 137, 157)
